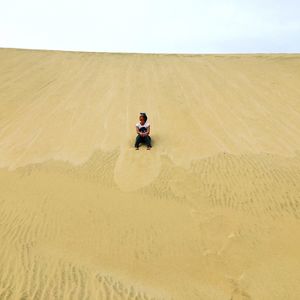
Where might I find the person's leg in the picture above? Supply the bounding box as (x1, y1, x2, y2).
(144, 135, 152, 148)
(134, 135, 142, 148)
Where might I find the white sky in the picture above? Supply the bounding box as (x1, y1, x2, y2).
(0, 0, 299, 53)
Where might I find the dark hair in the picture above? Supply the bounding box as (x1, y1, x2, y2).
(140, 112, 147, 122)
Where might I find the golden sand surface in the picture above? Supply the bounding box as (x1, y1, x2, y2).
(0, 48, 300, 299)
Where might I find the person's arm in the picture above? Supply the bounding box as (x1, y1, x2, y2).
(136, 126, 142, 135)
(146, 125, 150, 135)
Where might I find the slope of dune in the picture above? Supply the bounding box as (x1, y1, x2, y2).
(0, 48, 300, 299)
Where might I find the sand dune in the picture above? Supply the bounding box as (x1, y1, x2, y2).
(0, 48, 300, 299)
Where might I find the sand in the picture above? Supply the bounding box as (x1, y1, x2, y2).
(0, 48, 300, 299)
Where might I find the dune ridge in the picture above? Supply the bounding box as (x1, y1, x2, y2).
(0, 48, 300, 299)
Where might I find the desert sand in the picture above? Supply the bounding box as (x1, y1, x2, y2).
(0, 48, 300, 299)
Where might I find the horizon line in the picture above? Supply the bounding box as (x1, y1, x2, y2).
(1, 46, 300, 56)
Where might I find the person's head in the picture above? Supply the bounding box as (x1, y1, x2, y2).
(139, 112, 147, 124)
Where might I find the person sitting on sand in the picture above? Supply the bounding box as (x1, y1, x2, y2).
(135, 112, 152, 150)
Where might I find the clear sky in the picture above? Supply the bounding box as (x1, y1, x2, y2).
(1, 0, 299, 53)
